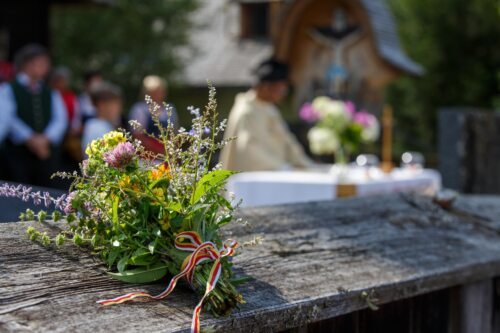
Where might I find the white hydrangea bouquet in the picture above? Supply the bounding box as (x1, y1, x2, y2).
(300, 96, 380, 163)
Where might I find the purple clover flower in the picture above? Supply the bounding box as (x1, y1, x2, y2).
(103, 142, 136, 168)
(299, 103, 320, 123)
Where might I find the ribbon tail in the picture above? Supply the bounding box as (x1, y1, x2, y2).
(191, 259, 222, 333)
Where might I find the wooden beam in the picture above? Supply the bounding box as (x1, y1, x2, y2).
(1, 194, 500, 332)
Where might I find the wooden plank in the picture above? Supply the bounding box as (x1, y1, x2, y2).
(1, 193, 500, 332)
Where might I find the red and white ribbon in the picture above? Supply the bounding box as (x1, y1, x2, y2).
(97, 231, 238, 333)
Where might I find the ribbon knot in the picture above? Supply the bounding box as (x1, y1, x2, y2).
(97, 231, 238, 333)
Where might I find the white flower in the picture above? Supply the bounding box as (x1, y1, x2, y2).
(312, 97, 350, 131)
(308, 127, 340, 155)
(361, 120, 380, 142)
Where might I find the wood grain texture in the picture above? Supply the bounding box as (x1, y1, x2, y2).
(1, 193, 500, 333)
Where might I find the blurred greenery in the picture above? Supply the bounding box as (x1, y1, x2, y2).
(386, 0, 500, 159)
(50, 0, 198, 106)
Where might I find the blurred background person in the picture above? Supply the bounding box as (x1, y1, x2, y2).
(220, 58, 314, 172)
(50, 66, 80, 133)
(78, 70, 102, 125)
(0, 44, 67, 187)
(82, 81, 122, 155)
(50, 66, 83, 169)
(129, 75, 178, 155)
(0, 60, 13, 84)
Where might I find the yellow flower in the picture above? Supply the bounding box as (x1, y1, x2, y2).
(85, 138, 103, 157)
(150, 164, 171, 181)
(159, 216, 170, 231)
(103, 131, 126, 149)
(119, 175, 131, 188)
(152, 188, 164, 198)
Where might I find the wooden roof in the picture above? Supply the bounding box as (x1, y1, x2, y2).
(181, 0, 422, 87)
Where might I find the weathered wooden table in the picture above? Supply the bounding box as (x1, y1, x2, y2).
(2, 193, 500, 332)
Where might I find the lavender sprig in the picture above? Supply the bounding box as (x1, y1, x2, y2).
(0, 183, 67, 209)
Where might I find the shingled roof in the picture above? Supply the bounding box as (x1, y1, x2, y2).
(180, 0, 422, 87)
(360, 0, 423, 75)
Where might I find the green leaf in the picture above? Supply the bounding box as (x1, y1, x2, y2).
(117, 255, 129, 273)
(112, 196, 119, 224)
(191, 170, 235, 204)
(148, 178, 169, 190)
(129, 249, 155, 266)
(107, 250, 120, 267)
(107, 262, 168, 284)
(170, 214, 184, 229)
(230, 276, 253, 286)
(216, 214, 233, 227)
(166, 201, 182, 213)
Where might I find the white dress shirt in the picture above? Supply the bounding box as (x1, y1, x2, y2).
(0, 73, 68, 145)
(0, 83, 15, 143)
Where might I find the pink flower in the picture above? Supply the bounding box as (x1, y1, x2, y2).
(344, 101, 356, 118)
(354, 111, 376, 128)
(103, 142, 136, 168)
(299, 103, 319, 123)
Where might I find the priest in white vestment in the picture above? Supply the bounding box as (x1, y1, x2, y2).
(220, 59, 313, 172)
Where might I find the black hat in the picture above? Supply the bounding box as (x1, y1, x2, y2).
(14, 44, 49, 69)
(254, 58, 289, 83)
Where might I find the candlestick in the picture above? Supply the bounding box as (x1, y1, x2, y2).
(381, 105, 394, 173)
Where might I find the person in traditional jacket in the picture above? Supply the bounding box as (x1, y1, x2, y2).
(0, 44, 67, 187)
(220, 59, 313, 172)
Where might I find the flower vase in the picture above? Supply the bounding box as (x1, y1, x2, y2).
(335, 147, 349, 165)
(330, 147, 350, 182)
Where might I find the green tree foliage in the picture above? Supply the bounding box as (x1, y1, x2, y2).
(50, 0, 198, 104)
(386, 0, 500, 156)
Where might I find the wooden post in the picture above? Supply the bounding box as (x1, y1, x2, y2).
(381, 105, 394, 173)
(449, 279, 493, 333)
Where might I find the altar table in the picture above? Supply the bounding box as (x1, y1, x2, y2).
(227, 168, 441, 207)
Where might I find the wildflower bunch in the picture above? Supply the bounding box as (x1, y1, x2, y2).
(4, 85, 245, 328)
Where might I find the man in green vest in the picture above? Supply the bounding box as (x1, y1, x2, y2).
(0, 44, 68, 187)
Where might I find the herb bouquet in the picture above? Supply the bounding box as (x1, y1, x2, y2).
(1, 86, 245, 333)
